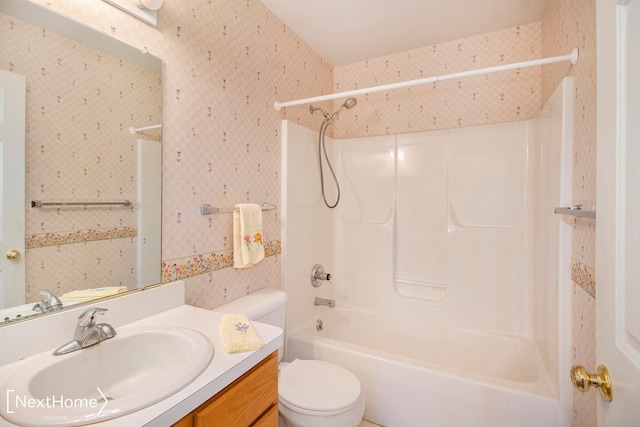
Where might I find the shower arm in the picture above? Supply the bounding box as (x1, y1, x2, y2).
(274, 48, 579, 111)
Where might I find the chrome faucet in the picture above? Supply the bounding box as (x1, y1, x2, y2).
(53, 307, 117, 355)
(32, 290, 63, 313)
(314, 297, 335, 308)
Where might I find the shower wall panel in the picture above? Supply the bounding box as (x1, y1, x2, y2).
(334, 121, 535, 335)
(332, 135, 395, 311)
(444, 123, 532, 333)
(281, 121, 335, 333)
(338, 136, 395, 224)
(395, 131, 448, 301)
(282, 119, 536, 337)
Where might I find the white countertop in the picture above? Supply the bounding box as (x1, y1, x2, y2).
(0, 282, 283, 426)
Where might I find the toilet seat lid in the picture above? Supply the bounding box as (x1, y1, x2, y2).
(279, 359, 362, 413)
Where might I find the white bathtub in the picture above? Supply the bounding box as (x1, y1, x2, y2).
(285, 307, 559, 427)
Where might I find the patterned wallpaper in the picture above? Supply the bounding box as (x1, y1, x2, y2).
(0, 11, 161, 302)
(18, 0, 333, 309)
(542, 0, 597, 426)
(152, 0, 332, 306)
(332, 22, 542, 138)
(542, 0, 597, 274)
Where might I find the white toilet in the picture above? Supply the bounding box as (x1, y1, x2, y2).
(213, 289, 365, 427)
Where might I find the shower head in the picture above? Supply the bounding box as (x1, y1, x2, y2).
(310, 98, 358, 122)
(329, 97, 358, 120)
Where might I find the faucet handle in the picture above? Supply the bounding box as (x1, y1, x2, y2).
(32, 290, 63, 312)
(77, 307, 108, 327)
(40, 290, 63, 309)
(311, 264, 332, 287)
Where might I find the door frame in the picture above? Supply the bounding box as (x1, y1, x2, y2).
(596, 0, 640, 424)
(0, 69, 26, 309)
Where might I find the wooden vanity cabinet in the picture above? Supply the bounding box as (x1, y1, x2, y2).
(173, 351, 278, 427)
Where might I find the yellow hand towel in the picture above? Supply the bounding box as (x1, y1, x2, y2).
(233, 203, 265, 269)
(219, 314, 265, 354)
(62, 286, 128, 300)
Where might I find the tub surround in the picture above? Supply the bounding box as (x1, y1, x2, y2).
(281, 77, 573, 426)
(0, 281, 283, 426)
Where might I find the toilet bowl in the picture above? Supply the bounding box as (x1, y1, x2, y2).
(278, 360, 365, 427)
(213, 289, 365, 427)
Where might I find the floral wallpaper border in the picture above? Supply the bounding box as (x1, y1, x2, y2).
(571, 258, 595, 298)
(162, 239, 281, 283)
(25, 226, 137, 249)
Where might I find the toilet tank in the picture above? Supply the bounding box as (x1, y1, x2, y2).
(213, 288, 288, 330)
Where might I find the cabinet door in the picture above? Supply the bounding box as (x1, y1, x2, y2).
(194, 352, 278, 427)
(253, 404, 279, 427)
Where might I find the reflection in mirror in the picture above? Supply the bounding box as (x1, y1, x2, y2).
(0, 0, 162, 325)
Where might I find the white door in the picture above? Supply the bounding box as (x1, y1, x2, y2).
(0, 70, 26, 309)
(596, 0, 640, 424)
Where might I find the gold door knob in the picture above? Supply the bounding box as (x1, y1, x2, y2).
(6, 249, 21, 261)
(570, 364, 613, 402)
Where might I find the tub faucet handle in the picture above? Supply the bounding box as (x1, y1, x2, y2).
(311, 264, 331, 287)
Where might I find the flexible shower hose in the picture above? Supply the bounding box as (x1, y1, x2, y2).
(318, 119, 341, 208)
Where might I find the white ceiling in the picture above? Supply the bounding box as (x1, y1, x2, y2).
(261, 0, 548, 66)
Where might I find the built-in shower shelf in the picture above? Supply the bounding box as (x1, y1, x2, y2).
(554, 205, 596, 219)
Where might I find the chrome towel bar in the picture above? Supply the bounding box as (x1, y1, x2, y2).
(200, 202, 276, 215)
(31, 200, 132, 208)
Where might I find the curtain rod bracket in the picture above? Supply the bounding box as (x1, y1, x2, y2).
(570, 47, 579, 65)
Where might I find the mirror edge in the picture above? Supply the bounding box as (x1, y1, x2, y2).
(0, 0, 164, 328)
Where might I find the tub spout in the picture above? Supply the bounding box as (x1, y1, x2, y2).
(314, 297, 335, 308)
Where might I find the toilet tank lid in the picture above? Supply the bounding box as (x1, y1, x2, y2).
(213, 288, 287, 320)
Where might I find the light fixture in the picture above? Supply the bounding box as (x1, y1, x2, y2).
(102, 0, 164, 26)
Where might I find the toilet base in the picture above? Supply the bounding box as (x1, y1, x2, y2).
(278, 396, 365, 427)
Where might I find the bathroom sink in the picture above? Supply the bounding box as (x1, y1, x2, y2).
(0, 326, 214, 426)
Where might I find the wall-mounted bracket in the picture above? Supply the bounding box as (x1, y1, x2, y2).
(554, 205, 596, 219)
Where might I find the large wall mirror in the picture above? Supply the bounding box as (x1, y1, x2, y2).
(0, 0, 163, 325)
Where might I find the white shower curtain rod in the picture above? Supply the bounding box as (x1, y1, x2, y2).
(129, 123, 162, 134)
(273, 48, 579, 111)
